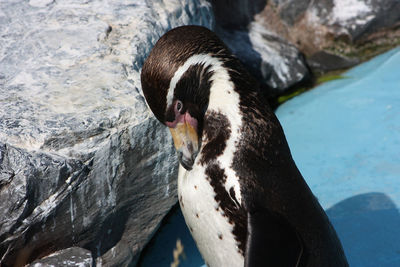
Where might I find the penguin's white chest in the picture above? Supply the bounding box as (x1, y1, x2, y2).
(178, 165, 245, 267)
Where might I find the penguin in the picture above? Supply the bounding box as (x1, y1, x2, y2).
(140, 25, 349, 267)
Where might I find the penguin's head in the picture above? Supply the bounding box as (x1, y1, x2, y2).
(141, 25, 239, 170)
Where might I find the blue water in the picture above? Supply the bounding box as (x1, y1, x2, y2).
(276, 47, 400, 267)
(139, 47, 400, 267)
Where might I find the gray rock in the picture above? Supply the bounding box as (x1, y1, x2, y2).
(29, 247, 92, 267)
(307, 51, 360, 73)
(212, 0, 399, 91)
(271, 0, 400, 41)
(0, 0, 213, 266)
(259, 0, 400, 65)
(217, 23, 310, 97)
(210, 0, 267, 29)
(308, 0, 400, 41)
(273, 0, 311, 26)
(212, 0, 311, 97)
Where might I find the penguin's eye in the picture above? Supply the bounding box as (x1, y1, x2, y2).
(176, 100, 183, 112)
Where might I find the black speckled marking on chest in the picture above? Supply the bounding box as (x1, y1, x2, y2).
(200, 111, 231, 165)
(205, 163, 247, 255)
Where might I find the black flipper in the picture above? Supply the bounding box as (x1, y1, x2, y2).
(244, 208, 307, 267)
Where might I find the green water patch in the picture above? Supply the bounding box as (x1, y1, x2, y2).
(277, 88, 307, 104)
(316, 73, 348, 84)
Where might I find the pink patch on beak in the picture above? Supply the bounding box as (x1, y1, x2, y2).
(184, 112, 198, 132)
(166, 120, 177, 128)
(166, 111, 197, 130)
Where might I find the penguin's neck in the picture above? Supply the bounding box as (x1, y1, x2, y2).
(194, 62, 244, 205)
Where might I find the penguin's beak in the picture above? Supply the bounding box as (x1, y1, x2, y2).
(168, 112, 199, 170)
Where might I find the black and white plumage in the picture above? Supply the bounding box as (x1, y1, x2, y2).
(141, 25, 349, 267)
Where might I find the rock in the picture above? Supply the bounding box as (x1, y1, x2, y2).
(0, 0, 213, 266)
(212, 0, 311, 97)
(211, 0, 400, 96)
(256, 0, 400, 69)
(210, 0, 266, 29)
(29, 247, 92, 267)
(307, 51, 360, 73)
(274, 0, 311, 27)
(217, 23, 310, 97)
(310, 0, 400, 41)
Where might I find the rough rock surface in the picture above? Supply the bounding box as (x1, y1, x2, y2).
(306, 51, 359, 73)
(0, 0, 213, 266)
(212, 0, 311, 97)
(217, 23, 310, 97)
(257, 0, 400, 72)
(29, 247, 92, 267)
(210, 0, 400, 96)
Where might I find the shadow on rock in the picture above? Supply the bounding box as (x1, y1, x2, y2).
(327, 192, 400, 267)
(84, 207, 131, 261)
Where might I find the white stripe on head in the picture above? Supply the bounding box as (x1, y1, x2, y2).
(166, 54, 223, 109)
(170, 53, 244, 204)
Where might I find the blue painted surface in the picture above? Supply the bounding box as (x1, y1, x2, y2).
(139, 48, 400, 267)
(276, 47, 400, 267)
